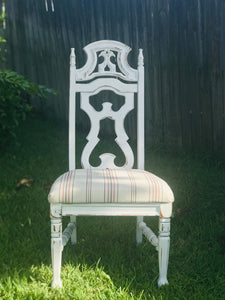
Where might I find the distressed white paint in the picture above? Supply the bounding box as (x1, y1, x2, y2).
(70, 216, 77, 245)
(62, 222, 76, 246)
(76, 79, 137, 93)
(160, 203, 173, 218)
(158, 218, 171, 287)
(138, 221, 158, 249)
(49, 203, 172, 218)
(98, 49, 116, 73)
(69, 48, 76, 170)
(136, 216, 143, 244)
(76, 40, 138, 81)
(80, 86, 135, 169)
(51, 217, 63, 288)
(51, 40, 173, 289)
(69, 41, 139, 170)
(137, 49, 145, 170)
(60, 203, 162, 216)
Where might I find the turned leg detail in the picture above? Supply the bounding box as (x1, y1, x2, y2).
(51, 217, 63, 288)
(158, 217, 170, 287)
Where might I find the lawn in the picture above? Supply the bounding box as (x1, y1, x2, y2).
(0, 117, 224, 299)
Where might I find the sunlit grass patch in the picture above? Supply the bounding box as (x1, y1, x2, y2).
(0, 264, 145, 300)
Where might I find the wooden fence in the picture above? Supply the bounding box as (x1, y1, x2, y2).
(1, 0, 225, 154)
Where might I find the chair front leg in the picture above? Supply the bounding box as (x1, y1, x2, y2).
(51, 217, 63, 288)
(158, 217, 170, 287)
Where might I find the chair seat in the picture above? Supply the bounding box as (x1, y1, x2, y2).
(48, 169, 174, 204)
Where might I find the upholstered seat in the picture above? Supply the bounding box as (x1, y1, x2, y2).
(48, 169, 174, 204)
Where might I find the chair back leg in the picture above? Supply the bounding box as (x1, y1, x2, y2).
(51, 217, 63, 288)
(136, 216, 144, 244)
(157, 217, 170, 287)
(70, 216, 77, 245)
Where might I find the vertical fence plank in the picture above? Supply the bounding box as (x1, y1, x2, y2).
(2, 0, 225, 154)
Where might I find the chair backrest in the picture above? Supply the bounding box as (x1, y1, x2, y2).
(69, 40, 144, 171)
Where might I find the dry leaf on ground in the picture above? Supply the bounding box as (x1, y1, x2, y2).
(16, 178, 34, 189)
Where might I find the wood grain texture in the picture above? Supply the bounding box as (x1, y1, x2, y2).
(2, 0, 225, 154)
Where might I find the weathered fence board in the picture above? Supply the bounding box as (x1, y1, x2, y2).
(0, 0, 224, 154)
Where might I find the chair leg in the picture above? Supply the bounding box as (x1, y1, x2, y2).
(51, 217, 63, 288)
(157, 217, 170, 287)
(70, 216, 77, 245)
(136, 216, 143, 244)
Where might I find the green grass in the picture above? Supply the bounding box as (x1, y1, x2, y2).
(0, 117, 225, 299)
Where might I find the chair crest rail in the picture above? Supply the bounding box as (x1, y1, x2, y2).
(76, 40, 138, 81)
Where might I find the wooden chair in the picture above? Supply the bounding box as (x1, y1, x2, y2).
(48, 40, 174, 288)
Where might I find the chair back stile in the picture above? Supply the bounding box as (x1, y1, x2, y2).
(69, 48, 76, 171)
(68, 40, 145, 170)
(137, 49, 145, 170)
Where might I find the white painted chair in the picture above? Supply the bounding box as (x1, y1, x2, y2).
(48, 40, 174, 288)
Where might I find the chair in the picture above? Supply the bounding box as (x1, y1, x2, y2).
(48, 40, 174, 288)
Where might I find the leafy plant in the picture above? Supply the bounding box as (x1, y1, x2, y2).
(0, 69, 55, 148)
(0, 11, 56, 150)
(0, 9, 6, 62)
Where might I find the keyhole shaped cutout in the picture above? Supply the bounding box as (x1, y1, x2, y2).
(89, 118, 126, 167)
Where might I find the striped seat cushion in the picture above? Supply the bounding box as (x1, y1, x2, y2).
(48, 169, 174, 204)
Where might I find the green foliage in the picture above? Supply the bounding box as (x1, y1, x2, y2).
(0, 10, 6, 62)
(0, 8, 6, 24)
(0, 70, 55, 148)
(0, 12, 55, 149)
(0, 36, 5, 43)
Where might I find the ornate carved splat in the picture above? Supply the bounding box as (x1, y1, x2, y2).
(69, 41, 143, 171)
(80, 86, 134, 169)
(98, 50, 116, 73)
